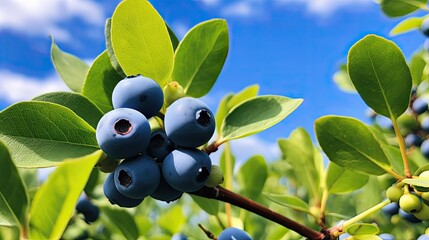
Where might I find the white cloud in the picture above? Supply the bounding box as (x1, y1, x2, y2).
(221, 1, 256, 17)
(275, 0, 373, 16)
(197, 0, 221, 7)
(0, 70, 69, 103)
(0, 0, 104, 41)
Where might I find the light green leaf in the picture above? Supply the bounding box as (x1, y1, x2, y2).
(33, 92, 104, 129)
(315, 116, 391, 175)
(0, 141, 28, 227)
(381, 0, 428, 17)
(325, 162, 369, 194)
(221, 95, 302, 141)
(264, 193, 310, 213)
(111, 0, 174, 86)
(215, 94, 233, 134)
(409, 50, 427, 86)
(191, 195, 219, 216)
(333, 64, 356, 93)
(50, 37, 89, 92)
(100, 206, 139, 240)
(29, 150, 102, 239)
(220, 142, 235, 191)
(390, 17, 424, 36)
(402, 178, 429, 187)
(105, 18, 126, 78)
(237, 155, 268, 199)
(158, 206, 185, 235)
(82, 51, 123, 113)
(0, 101, 99, 168)
(348, 34, 412, 119)
(0, 193, 19, 228)
(173, 19, 229, 97)
(346, 223, 379, 235)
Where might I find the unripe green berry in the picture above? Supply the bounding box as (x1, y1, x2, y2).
(399, 193, 422, 213)
(422, 192, 429, 201)
(96, 154, 119, 173)
(164, 81, 185, 107)
(386, 185, 403, 202)
(414, 202, 429, 220)
(204, 165, 224, 188)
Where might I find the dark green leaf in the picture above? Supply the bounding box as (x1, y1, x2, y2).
(29, 151, 102, 239)
(348, 34, 412, 119)
(33, 92, 104, 129)
(346, 223, 379, 235)
(381, 0, 427, 17)
(166, 23, 179, 51)
(82, 51, 123, 113)
(191, 195, 219, 216)
(390, 17, 424, 36)
(84, 168, 99, 198)
(0, 101, 99, 168)
(173, 19, 229, 97)
(409, 50, 427, 86)
(111, 0, 174, 86)
(237, 155, 268, 198)
(0, 193, 19, 228)
(50, 37, 89, 92)
(100, 206, 139, 240)
(105, 18, 126, 78)
(325, 162, 369, 194)
(315, 116, 391, 175)
(221, 95, 302, 141)
(264, 193, 310, 213)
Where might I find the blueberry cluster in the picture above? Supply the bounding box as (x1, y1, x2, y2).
(96, 76, 218, 208)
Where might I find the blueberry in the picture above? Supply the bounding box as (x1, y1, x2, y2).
(164, 97, 215, 148)
(418, 234, 429, 240)
(421, 139, 429, 159)
(405, 133, 422, 147)
(218, 227, 252, 240)
(421, 18, 429, 37)
(103, 173, 143, 208)
(162, 148, 212, 192)
(146, 130, 175, 161)
(399, 209, 422, 223)
(378, 233, 395, 240)
(112, 76, 164, 119)
(114, 155, 161, 199)
(422, 117, 429, 133)
(150, 173, 183, 203)
(96, 108, 151, 159)
(76, 197, 99, 223)
(171, 233, 188, 240)
(382, 202, 399, 216)
(412, 98, 428, 115)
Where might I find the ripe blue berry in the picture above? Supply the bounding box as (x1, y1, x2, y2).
(382, 202, 399, 217)
(421, 18, 429, 37)
(114, 155, 161, 199)
(171, 233, 188, 240)
(418, 234, 429, 240)
(76, 197, 99, 223)
(112, 76, 164, 118)
(103, 173, 143, 208)
(412, 98, 428, 115)
(398, 209, 422, 223)
(378, 233, 394, 240)
(405, 133, 422, 147)
(422, 117, 429, 133)
(96, 108, 151, 159)
(162, 148, 212, 192)
(164, 97, 215, 148)
(150, 174, 183, 203)
(146, 130, 175, 161)
(421, 139, 429, 159)
(218, 227, 252, 240)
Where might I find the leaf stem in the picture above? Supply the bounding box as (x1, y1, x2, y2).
(224, 142, 233, 227)
(318, 189, 329, 226)
(391, 118, 412, 178)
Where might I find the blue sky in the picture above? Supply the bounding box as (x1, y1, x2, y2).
(0, 0, 426, 162)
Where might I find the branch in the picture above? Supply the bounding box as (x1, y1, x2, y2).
(189, 186, 327, 240)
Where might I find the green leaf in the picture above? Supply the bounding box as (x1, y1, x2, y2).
(264, 193, 310, 213)
(347, 34, 412, 119)
(191, 195, 219, 216)
(346, 223, 379, 235)
(0, 141, 28, 227)
(166, 23, 179, 51)
(237, 155, 268, 198)
(381, 0, 427, 17)
(84, 168, 100, 197)
(111, 0, 174, 86)
(82, 51, 123, 113)
(278, 128, 322, 199)
(402, 178, 429, 187)
(348, 235, 382, 240)
(105, 18, 126, 78)
(409, 50, 427, 86)
(315, 116, 391, 175)
(29, 150, 102, 239)
(50, 37, 89, 92)
(172, 19, 229, 97)
(0, 193, 19, 228)
(100, 206, 139, 240)
(325, 162, 369, 194)
(158, 206, 185, 234)
(220, 142, 235, 190)
(0, 101, 99, 168)
(333, 64, 356, 93)
(221, 95, 302, 141)
(390, 17, 424, 36)
(33, 92, 104, 129)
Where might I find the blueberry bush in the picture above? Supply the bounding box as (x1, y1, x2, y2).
(2, 0, 429, 239)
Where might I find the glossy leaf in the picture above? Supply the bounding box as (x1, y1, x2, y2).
(173, 19, 229, 97)
(111, 0, 174, 86)
(191, 195, 219, 216)
(346, 223, 379, 235)
(325, 162, 369, 194)
(29, 151, 102, 239)
(390, 17, 423, 36)
(105, 18, 126, 78)
(315, 116, 391, 175)
(221, 95, 302, 141)
(33, 92, 104, 129)
(333, 64, 356, 93)
(50, 37, 89, 92)
(264, 193, 310, 213)
(409, 50, 427, 86)
(0, 140, 28, 227)
(100, 206, 139, 240)
(237, 155, 268, 198)
(0, 101, 98, 168)
(82, 51, 123, 113)
(381, 0, 427, 17)
(348, 34, 412, 119)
